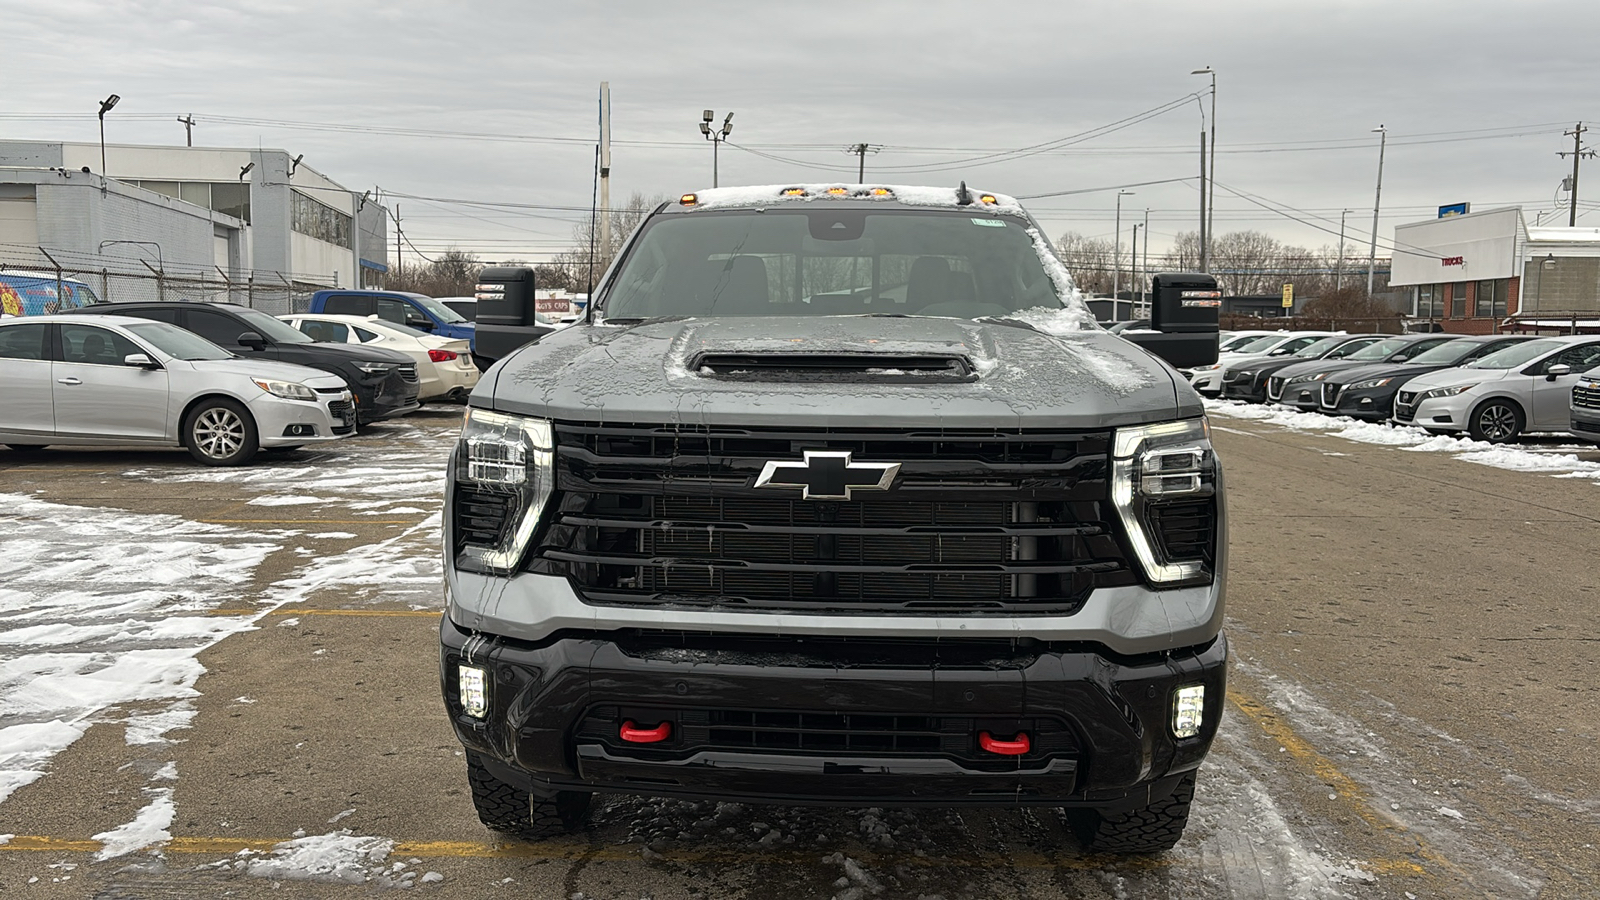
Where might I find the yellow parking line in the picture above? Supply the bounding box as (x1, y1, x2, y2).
(206, 608, 439, 618)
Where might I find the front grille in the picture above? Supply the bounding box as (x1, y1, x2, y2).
(1574, 384, 1600, 410)
(533, 422, 1136, 613)
(1222, 369, 1245, 384)
(327, 399, 355, 434)
(1321, 382, 1339, 407)
(578, 705, 1078, 769)
(1148, 500, 1215, 564)
(1267, 376, 1285, 401)
(397, 365, 419, 383)
(454, 487, 514, 552)
(1397, 390, 1417, 405)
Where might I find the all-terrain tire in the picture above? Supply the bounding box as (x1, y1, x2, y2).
(1072, 771, 1196, 854)
(466, 753, 590, 839)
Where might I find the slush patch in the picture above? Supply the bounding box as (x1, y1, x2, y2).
(971, 218, 1007, 227)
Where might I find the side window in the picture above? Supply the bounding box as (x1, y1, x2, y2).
(352, 327, 383, 343)
(299, 320, 350, 343)
(185, 309, 250, 347)
(1393, 338, 1446, 361)
(375, 298, 410, 325)
(1328, 339, 1378, 358)
(1555, 343, 1600, 372)
(1465, 341, 1511, 362)
(130, 306, 181, 325)
(60, 324, 142, 365)
(322, 295, 372, 316)
(1278, 337, 1317, 354)
(0, 323, 49, 360)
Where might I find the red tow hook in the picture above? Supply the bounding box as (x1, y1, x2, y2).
(620, 720, 672, 743)
(978, 731, 1030, 756)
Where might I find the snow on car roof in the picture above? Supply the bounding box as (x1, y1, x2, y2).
(682, 184, 1026, 215)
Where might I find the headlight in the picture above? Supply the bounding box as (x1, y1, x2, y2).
(1422, 384, 1476, 400)
(453, 408, 554, 573)
(1236, 370, 1254, 380)
(1348, 378, 1394, 391)
(251, 378, 316, 401)
(1286, 373, 1327, 385)
(1111, 418, 1219, 586)
(355, 362, 392, 376)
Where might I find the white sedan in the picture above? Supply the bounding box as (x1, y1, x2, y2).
(280, 313, 479, 403)
(0, 314, 355, 465)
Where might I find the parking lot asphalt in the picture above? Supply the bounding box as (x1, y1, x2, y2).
(0, 407, 1596, 899)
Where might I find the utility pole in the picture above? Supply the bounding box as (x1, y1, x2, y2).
(1114, 190, 1134, 303)
(1131, 223, 1141, 318)
(699, 110, 734, 187)
(1558, 123, 1595, 227)
(598, 83, 612, 259)
(1198, 132, 1208, 272)
(1367, 125, 1387, 298)
(1337, 209, 1350, 290)
(177, 114, 195, 147)
(1141, 207, 1150, 312)
(845, 143, 879, 182)
(394, 203, 403, 283)
(1192, 67, 1217, 267)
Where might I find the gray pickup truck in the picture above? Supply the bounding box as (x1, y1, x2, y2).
(442, 184, 1225, 853)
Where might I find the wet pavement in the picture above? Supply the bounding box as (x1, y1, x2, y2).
(0, 405, 1595, 898)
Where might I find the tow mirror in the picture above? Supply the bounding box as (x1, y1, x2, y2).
(1547, 363, 1572, 380)
(1121, 273, 1221, 368)
(475, 266, 541, 327)
(123, 353, 158, 369)
(237, 331, 267, 351)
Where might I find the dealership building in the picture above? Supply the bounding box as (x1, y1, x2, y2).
(1390, 205, 1600, 333)
(0, 140, 387, 310)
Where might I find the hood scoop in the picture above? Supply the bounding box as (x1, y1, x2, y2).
(692, 352, 977, 383)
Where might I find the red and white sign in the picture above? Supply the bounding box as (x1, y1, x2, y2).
(535, 296, 571, 314)
(1441, 256, 1464, 267)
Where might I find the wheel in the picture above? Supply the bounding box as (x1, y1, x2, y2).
(6, 444, 48, 452)
(466, 753, 590, 839)
(1467, 399, 1523, 444)
(184, 398, 259, 466)
(1070, 771, 1196, 854)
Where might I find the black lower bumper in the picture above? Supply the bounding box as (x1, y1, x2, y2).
(440, 618, 1226, 810)
(1572, 406, 1600, 440)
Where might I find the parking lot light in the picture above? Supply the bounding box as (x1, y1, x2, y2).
(458, 664, 488, 718)
(1173, 685, 1206, 738)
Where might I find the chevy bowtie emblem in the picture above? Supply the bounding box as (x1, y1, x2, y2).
(753, 451, 900, 501)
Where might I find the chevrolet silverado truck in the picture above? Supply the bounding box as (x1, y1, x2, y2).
(441, 184, 1226, 853)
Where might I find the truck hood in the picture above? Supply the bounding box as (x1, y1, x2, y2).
(486, 315, 1196, 429)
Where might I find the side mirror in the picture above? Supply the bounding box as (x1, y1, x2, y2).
(1547, 363, 1572, 380)
(237, 331, 267, 351)
(1122, 273, 1220, 368)
(406, 315, 431, 330)
(123, 353, 158, 369)
(476, 266, 542, 326)
(1269, 347, 1291, 356)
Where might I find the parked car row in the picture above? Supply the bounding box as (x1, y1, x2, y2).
(0, 295, 484, 466)
(1214, 330, 1600, 444)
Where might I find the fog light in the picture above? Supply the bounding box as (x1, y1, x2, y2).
(458, 665, 488, 718)
(1173, 685, 1205, 738)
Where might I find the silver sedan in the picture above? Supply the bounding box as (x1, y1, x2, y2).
(0, 314, 355, 465)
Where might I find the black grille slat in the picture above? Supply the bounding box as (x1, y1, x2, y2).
(1149, 501, 1214, 563)
(537, 422, 1133, 613)
(453, 488, 513, 551)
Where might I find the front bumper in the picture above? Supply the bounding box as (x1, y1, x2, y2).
(1219, 373, 1267, 402)
(1392, 393, 1470, 429)
(440, 617, 1226, 808)
(352, 374, 422, 422)
(1184, 368, 1223, 395)
(1570, 403, 1600, 441)
(1276, 381, 1324, 411)
(247, 388, 355, 447)
(1318, 385, 1398, 420)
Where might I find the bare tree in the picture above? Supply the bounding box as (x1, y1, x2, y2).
(386, 247, 481, 297)
(551, 192, 666, 292)
(1054, 232, 1118, 294)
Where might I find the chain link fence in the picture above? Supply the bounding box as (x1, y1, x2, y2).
(1220, 314, 1408, 335)
(0, 243, 335, 316)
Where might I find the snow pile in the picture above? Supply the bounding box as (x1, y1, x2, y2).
(243, 830, 396, 885)
(686, 183, 1024, 214)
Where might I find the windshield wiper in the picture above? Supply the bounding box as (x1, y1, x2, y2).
(603, 315, 691, 326)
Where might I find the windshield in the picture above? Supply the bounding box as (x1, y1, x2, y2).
(411, 294, 468, 324)
(1220, 334, 1263, 351)
(1292, 336, 1347, 358)
(124, 321, 232, 360)
(1231, 334, 1286, 352)
(236, 307, 313, 343)
(1346, 338, 1411, 361)
(1465, 338, 1562, 369)
(1407, 339, 1484, 366)
(603, 209, 1078, 321)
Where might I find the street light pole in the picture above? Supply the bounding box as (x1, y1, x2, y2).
(1192, 68, 1216, 268)
(1114, 190, 1134, 303)
(1367, 125, 1387, 298)
(1336, 208, 1351, 290)
(1141, 207, 1150, 312)
(1131, 222, 1141, 319)
(97, 93, 120, 189)
(699, 110, 734, 188)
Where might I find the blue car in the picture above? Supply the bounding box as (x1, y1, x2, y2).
(307, 290, 475, 342)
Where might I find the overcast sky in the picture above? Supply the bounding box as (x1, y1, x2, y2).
(8, 0, 1600, 264)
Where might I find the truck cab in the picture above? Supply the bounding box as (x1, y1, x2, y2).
(307, 289, 475, 341)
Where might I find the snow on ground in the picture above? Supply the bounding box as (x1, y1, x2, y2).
(1206, 399, 1600, 481)
(0, 493, 280, 806)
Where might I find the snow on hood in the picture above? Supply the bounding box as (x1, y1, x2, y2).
(488, 315, 1189, 430)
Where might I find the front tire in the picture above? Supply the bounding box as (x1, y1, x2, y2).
(184, 398, 259, 466)
(466, 753, 590, 839)
(1467, 399, 1523, 444)
(1070, 771, 1196, 854)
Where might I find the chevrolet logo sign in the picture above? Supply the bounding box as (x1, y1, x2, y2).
(753, 451, 900, 501)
